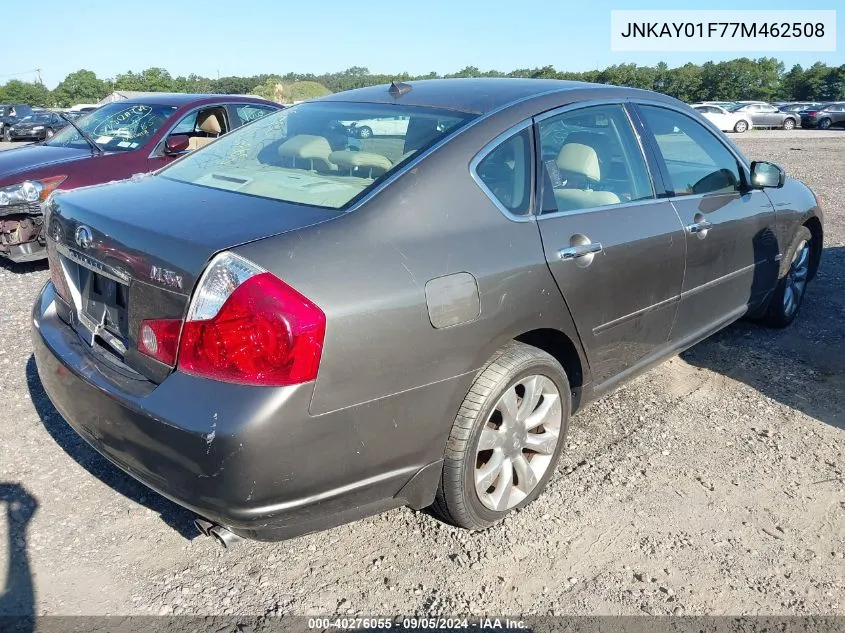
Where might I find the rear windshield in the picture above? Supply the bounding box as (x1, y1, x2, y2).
(161, 101, 476, 209)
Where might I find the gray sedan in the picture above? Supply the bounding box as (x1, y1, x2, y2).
(32, 79, 824, 545)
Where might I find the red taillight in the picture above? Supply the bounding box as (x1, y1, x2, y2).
(807, 111, 819, 116)
(137, 318, 182, 366)
(177, 272, 326, 386)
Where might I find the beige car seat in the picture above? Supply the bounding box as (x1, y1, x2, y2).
(187, 112, 223, 151)
(553, 142, 620, 212)
(278, 135, 336, 171)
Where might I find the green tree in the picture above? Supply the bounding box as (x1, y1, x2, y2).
(52, 70, 107, 107)
(0, 80, 53, 107)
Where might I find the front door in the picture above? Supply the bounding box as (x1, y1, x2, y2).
(636, 104, 778, 344)
(534, 103, 686, 388)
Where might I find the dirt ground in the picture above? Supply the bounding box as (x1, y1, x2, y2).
(0, 131, 842, 618)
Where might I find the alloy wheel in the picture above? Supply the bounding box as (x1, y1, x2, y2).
(474, 375, 562, 511)
(783, 239, 810, 318)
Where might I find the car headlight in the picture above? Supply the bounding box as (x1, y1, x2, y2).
(0, 175, 67, 207)
(32, 126, 44, 131)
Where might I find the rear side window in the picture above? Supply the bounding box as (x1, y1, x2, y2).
(474, 129, 531, 216)
(537, 104, 654, 214)
(232, 104, 278, 126)
(640, 105, 742, 197)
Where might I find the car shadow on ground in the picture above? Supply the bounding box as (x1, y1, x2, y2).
(24, 356, 199, 540)
(0, 482, 36, 630)
(0, 259, 48, 275)
(681, 246, 844, 432)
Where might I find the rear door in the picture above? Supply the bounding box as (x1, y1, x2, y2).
(635, 103, 778, 344)
(532, 103, 686, 388)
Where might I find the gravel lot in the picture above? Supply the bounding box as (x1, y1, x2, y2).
(0, 131, 843, 618)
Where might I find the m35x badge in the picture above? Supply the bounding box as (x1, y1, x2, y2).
(150, 265, 184, 291)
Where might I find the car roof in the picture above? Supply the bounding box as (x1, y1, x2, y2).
(317, 78, 646, 115)
(100, 93, 275, 107)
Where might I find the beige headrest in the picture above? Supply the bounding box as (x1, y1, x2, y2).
(556, 143, 600, 181)
(197, 111, 222, 135)
(328, 151, 393, 172)
(278, 135, 333, 162)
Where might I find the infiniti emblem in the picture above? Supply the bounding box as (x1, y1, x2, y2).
(75, 225, 93, 249)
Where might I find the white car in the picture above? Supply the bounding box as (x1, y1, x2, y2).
(339, 116, 410, 138)
(692, 104, 753, 133)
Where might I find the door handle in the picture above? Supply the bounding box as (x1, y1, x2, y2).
(558, 242, 603, 260)
(686, 220, 713, 234)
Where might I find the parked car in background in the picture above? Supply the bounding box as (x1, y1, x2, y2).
(32, 79, 824, 546)
(692, 103, 752, 133)
(5, 112, 68, 141)
(0, 94, 281, 262)
(700, 101, 738, 109)
(727, 103, 800, 129)
(778, 102, 823, 113)
(800, 103, 845, 129)
(0, 103, 35, 139)
(339, 115, 410, 138)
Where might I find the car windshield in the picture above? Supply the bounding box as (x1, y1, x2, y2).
(161, 101, 476, 209)
(24, 113, 53, 123)
(45, 102, 178, 151)
(724, 104, 743, 112)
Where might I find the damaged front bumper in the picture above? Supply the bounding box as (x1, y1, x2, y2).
(0, 204, 46, 262)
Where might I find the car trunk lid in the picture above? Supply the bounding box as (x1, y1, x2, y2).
(46, 174, 343, 383)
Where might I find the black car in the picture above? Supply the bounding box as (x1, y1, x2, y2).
(5, 111, 68, 141)
(0, 103, 35, 139)
(778, 102, 823, 113)
(800, 103, 845, 129)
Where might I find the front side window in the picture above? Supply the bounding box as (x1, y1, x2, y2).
(474, 129, 531, 216)
(640, 105, 743, 197)
(537, 104, 653, 214)
(45, 102, 178, 151)
(161, 102, 475, 210)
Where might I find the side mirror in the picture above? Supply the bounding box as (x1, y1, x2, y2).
(164, 134, 190, 155)
(750, 161, 786, 189)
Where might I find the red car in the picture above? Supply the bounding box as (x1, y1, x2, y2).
(0, 94, 282, 262)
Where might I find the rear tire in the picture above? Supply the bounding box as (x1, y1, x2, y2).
(762, 226, 812, 329)
(818, 118, 832, 130)
(782, 118, 796, 130)
(734, 120, 748, 133)
(430, 341, 571, 531)
(357, 126, 372, 139)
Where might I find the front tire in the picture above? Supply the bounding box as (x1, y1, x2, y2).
(734, 120, 749, 133)
(357, 126, 373, 139)
(3, 129, 11, 142)
(45, 129, 54, 139)
(782, 118, 796, 130)
(763, 226, 812, 328)
(431, 341, 571, 531)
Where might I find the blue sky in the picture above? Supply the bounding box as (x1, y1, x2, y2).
(0, 0, 841, 88)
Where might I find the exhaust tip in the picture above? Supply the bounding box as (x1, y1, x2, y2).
(193, 518, 214, 537)
(209, 525, 243, 548)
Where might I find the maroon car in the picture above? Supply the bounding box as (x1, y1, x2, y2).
(0, 93, 282, 262)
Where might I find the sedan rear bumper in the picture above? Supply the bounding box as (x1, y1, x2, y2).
(31, 282, 438, 541)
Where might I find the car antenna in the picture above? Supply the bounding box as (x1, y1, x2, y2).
(389, 81, 412, 98)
